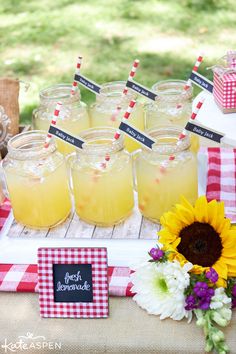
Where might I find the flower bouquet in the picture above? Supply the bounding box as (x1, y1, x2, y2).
(131, 196, 236, 354)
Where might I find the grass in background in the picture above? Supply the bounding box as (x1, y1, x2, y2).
(0, 0, 235, 123)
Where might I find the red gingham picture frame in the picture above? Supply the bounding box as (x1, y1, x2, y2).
(37, 248, 109, 318)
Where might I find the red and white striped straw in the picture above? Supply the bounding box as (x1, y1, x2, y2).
(159, 97, 205, 169)
(123, 59, 139, 95)
(101, 100, 136, 168)
(44, 102, 62, 148)
(178, 97, 206, 141)
(110, 59, 139, 122)
(183, 54, 204, 92)
(114, 100, 136, 140)
(71, 56, 83, 96)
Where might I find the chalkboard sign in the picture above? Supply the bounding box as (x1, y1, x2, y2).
(38, 248, 108, 318)
(53, 264, 93, 303)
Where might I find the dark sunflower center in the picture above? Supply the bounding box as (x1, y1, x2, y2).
(177, 222, 223, 267)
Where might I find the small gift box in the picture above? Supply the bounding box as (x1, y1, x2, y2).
(212, 52, 236, 114)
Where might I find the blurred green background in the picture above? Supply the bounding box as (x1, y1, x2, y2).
(0, 0, 235, 124)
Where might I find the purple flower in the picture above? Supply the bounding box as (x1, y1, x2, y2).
(232, 298, 236, 309)
(185, 295, 196, 311)
(199, 299, 211, 310)
(149, 248, 164, 261)
(232, 284, 236, 298)
(205, 268, 219, 283)
(193, 282, 209, 297)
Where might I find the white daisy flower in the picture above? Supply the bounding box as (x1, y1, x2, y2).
(131, 260, 192, 321)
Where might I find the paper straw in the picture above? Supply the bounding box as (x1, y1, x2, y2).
(178, 97, 206, 141)
(71, 56, 83, 96)
(44, 102, 62, 148)
(113, 100, 136, 141)
(101, 99, 136, 168)
(182, 54, 204, 92)
(159, 97, 205, 172)
(110, 59, 139, 122)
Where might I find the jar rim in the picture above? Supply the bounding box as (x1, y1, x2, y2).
(152, 79, 192, 99)
(77, 127, 124, 154)
(98, 81, 134, 99)
(145, 126, 190, 154)
(39, 83, 80, 101)
(7, 130, 57, 159)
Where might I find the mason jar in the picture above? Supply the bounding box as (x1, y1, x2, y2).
(89, 81, 144, 152)
(145, 80, 198, 152)
(2, 131, 72, 228)
(135, 126, 198, 222)
(68, 127, 134, 226)
(33, 84, 90, 155)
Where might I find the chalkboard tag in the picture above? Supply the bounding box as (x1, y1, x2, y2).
(38, 247, 108, 318)
(126, 79, 158, 101)
(189, 71, 214, 93)
(74, 73, 101, 94)
(49, 125, 85, 149)
(119, 120, 156, 150)
(185, 122, 224, 143)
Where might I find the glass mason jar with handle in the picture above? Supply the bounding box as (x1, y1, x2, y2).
(2, 131, 72, 228)
(68, 127, 134, 226)
(135, 126, 198, 222)
(145, 80, 198, 152)
(89, 81, 144, 152)
(32, 84, 90, 155)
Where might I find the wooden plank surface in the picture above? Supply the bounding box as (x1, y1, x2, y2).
(6, 201, 160, 240)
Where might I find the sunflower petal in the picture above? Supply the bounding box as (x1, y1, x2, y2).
(212, 260, 228, 280)
(194, 196, 208, 222)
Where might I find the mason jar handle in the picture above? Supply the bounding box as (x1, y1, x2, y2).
(65, 152, 76, 194)
(131, 149, 141, 191)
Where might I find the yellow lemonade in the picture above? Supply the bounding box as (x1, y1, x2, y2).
(34, 111, 90, 155)
(2, 131, 72, 228)
(135, 127, 198, 222)
(33, 84, 90, 155)
(90, 103, 144, 152)
(145, 80, 199, 152)
(5, 162, 71, 228)
(89, 81, 144, 152)
(69, 128, 134, 226)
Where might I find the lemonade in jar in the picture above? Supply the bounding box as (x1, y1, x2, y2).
(2, 131, 72, 228)
(89, 81, 144, 152)
(135, 126, 198, 222)
(68, 127, 134, 226)
(33, 84, 90, 155)
(145, 80, 198, 152)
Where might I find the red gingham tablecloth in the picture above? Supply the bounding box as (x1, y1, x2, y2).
(206, 147, 236, 222)
(0, 199, 133, 297)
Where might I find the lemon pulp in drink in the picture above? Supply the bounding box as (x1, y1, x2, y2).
(34, 111, 89, 155)
(70, 138, 134, 226)
(90, 104, 144, 152)
(135, 131, 198, 222)
(5, 161, 71, 228)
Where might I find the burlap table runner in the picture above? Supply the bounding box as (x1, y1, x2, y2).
(0, 293, 235, 353)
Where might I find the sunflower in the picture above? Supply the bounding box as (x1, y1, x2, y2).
(158, 196, 236, 287)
